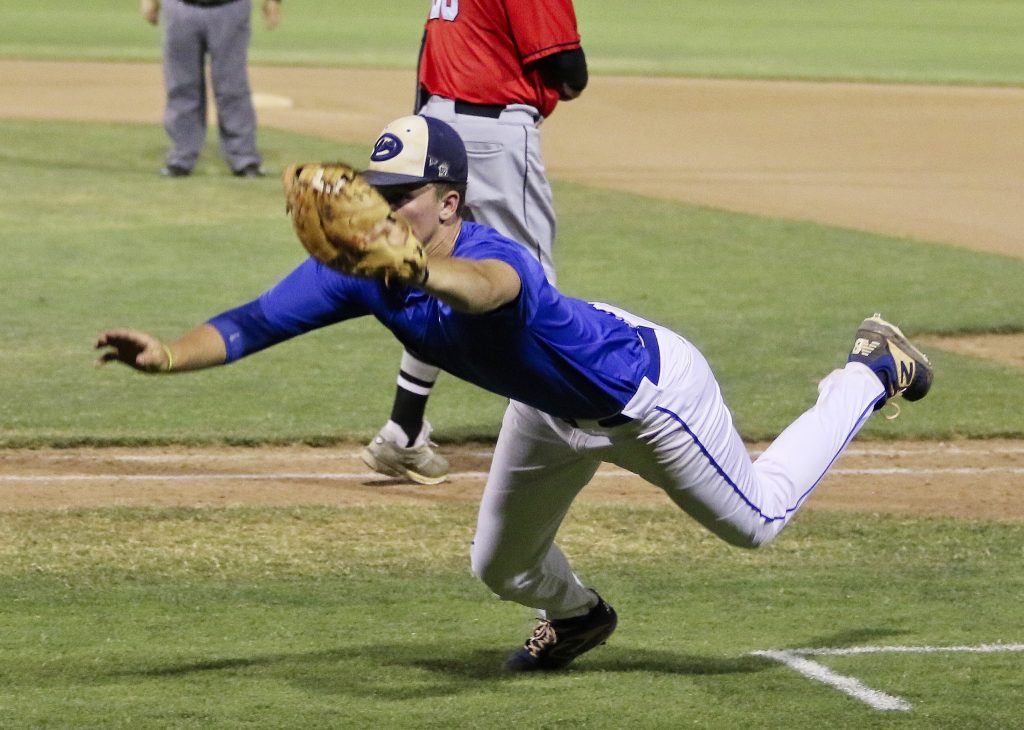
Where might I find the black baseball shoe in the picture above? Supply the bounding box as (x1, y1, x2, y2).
(233, 163, 266, 178)
(159, 164, 191, 177)
(505, 592, 618, 672)
(848, 313, 933, 409)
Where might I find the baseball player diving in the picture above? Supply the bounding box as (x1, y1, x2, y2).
(96, 116, 934, 671)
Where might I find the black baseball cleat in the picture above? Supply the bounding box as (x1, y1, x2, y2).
(848, 313, 933, 409)
(504, 592, 618, 672)
(233, 163, 266, 178)
(159, 164, 191, 177)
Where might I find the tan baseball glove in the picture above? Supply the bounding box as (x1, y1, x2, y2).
(282, 162, 427, 284)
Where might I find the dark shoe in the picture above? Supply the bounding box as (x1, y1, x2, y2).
(233, 164, 265, 178)
(160, 165, 191, 177)
(848, 313, 933, 408)
(505, 592, 618, 671)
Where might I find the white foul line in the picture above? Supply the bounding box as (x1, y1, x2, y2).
(834, 467, 1024, 475)
(0, 464, 1022, 484)
(751, 643, 1024, 712)
(751, 650, 911, 712)
(783, 642, 1024, 656)
(0, 472, 487, 483)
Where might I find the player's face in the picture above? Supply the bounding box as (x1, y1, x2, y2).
(378, 184, 432, 210)
(382, 183, 444, 245)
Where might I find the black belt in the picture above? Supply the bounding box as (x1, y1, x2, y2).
(180, 0, 239, 7)
(565, 326, 662, 429)
(453, 100, 506, 119)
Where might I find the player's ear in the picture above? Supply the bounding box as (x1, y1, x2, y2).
(438, 187, 462, 223)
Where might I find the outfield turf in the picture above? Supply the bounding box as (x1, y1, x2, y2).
(4, 1, 1024, 84)
(2, 506, 1022, 728)
(1, 120, 1022, 446)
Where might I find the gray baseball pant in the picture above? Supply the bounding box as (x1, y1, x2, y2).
(162, 0, 261, 172)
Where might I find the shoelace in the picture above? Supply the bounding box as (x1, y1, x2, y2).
(524, 620, 558, 657)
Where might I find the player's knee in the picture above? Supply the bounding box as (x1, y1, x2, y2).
(471, 551, 532, 601)
(471, 557, 514, 597)
(469, 544, 500, 591)
(712, 522, 780, 550)
(733, 534, 773, 550)
(683, 498, 786, 549)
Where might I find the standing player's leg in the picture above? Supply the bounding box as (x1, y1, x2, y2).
(459, 109, 557, 282)
(161, 2, 207, 174)
(206, 0, 262, 175)
(359, 350, 448, 485)
(363, 99, 557, 484)
(420, 98, 557, 281)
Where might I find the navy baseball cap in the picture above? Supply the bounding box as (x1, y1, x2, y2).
(362, 115, 469, 187)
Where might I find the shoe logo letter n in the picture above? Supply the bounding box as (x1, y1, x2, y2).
(899, 359, 915, 387)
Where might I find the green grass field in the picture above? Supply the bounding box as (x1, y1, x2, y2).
(1, 119, 1022, 446)
(1, 3, 1023, 727)
(3, 506, 1023, 728)
(3, 0, 1024, 84)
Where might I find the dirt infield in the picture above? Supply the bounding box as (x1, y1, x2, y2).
(3, 60, 1023, 259)
(2, 441, 1022, 520)
(2, 60, 1022, 515)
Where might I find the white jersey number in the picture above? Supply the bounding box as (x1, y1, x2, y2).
(429, 0, 459, 21)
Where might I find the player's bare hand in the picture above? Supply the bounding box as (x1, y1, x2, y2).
(95, 329, 169, 373)
(140, 0, 160, 25)
(262, 0, 282, 30)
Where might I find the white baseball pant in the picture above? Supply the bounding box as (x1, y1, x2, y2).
(470, 315, 885, 620)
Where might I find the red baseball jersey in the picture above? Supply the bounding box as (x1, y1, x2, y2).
(418, 0, 581, 119)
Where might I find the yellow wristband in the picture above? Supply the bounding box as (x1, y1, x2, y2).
(162, 344, 174, 372)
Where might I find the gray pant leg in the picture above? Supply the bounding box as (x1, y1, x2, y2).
(419, 98, 557, 283)
(470, 401, 600, 618)
(465, 116, 557, 283)
(207, 0, 260, 171)
(162, 0, 208, 169)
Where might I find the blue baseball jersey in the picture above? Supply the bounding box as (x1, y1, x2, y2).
(209, 222, 653, 420)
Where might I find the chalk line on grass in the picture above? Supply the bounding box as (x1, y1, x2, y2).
(751, 642, 1024, 712)
(752, 649, 911, 712)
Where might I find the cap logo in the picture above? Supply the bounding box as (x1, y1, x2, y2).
(361, 115, 467, 186)
(370, 133, 404, 162)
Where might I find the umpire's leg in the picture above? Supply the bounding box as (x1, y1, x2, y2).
(207, 0, 260, 172)
(162, 0, 208, 170)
